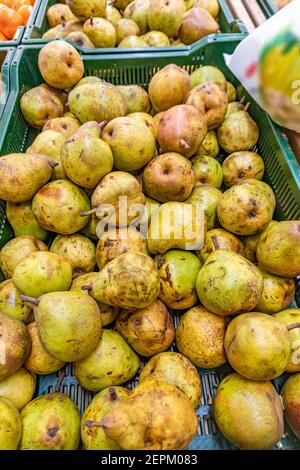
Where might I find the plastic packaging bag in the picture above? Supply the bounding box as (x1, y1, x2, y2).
(226, 0, 300, 131)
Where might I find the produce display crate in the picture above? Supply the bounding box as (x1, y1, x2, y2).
(257, 0, 279, 16)
(0, 47, 15, 121)
(22, 0, 247, 52)
(0, 26, 24, 47)
(0, 36, 299, 450)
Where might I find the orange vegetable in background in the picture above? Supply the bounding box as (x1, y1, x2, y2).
(0, 0, 14, 7)
(10, 0, 31, 10)
(18, 3, 32, 21)
(0, 4, 23, 39)
(0, 31, 8, 40)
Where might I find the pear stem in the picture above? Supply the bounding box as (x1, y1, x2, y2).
(23, 309, 32, 324)
(98, 121, 107, 132)
(287, 322, 300, 331)
(20, 295, 40, 306)
(84, 420, 103, 428)
(240, 96, 246, 104)
(244, 102, 250, 112)
(80, 208, 97, 217)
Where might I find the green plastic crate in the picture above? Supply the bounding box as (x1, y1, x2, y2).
(0, 26, 24, 47)
(0, 47, 15, 120)
(0, 36, 299, 450)
(257, 0, 278, 16)
(22, 0, 247, 52)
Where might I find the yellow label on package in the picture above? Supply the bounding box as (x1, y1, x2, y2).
(226, 0, 300, 131)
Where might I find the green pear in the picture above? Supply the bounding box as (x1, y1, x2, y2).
(138, 195, 160, 228)
(96, 226, 148, 269)
(24, 321, 65, 375)
(69, 82, 127, 124)
(142, 153, 194, 203)
(89, 252, 160, 309)
(185, 184, 222, 230)
(115, 299, 175, 356)
(282, 374, 300, 439)
(179, 8, 219, 45)
(88, 171, 145, 227)
(184, 83, 227, 130)
(61, 122, 113, 188)
(12, 251, 73, 297)
(102, 117, 156, 171)
(66, 31, 95, 48)
(127, 112, 156, 138)
(50, 234, 96, 278)
(101, 380, 197, 450)
(20, 86, 63, 128)
(225, 101, 245, 117)
(224, 313, 294, 380)
(196, 250, 263, 316)
(43, 116, 81, 139)
(0, 154, 55, 203)
(274, 309, 300, 373)
(106, 5, 122, 26)
(218, 110, 260, 153)
(83, 17, 116, 47)
(242, 221, 278, 263)
(191, 155, 223, 188)
(123, 0, 150, 35)
(42, 19, 83, 39)
(148, 64, 191, 113)
(67, 0, 106, 20)
(117, 85, 150, 114)
(147, 201, 206, 254)
(226, 81, 236, 102)
(222, 151, 265, 187)
(139, 352, 202, 408)
(114, 0, 133, 8)
(115, 19, 140, 45)
(27, 130, 66, 180)
(0, 398, 22, 449)
(75, 329, 141, 391)
(32, 179, 91, 234)
(81, 387, 130, 450)
(217, 179, 275, 236)
(38, 40, 84, 90)
(213, 373, 284, 450)
(197, 130, 219, 158)
(20, 393, 80, 450)
(257, 220, 300, 277)
(6, 201, 48, 240)
(143, 30, 170, 46)
(0, 279, 32, 321)
(26, 291, 102, 362)
(255, 268, 295, 314)
(176, 305, 226, 368)
(71, 273, 120, 326)
(0, 312, 31, 381)
(0, 368, 36, 410)
(198, 228, 244, 263)
(46, 3, 77, 27)
(80, 213, 98, 241)
(190, 66, 227, 91)
(157, 250, 201, 309)
(118, 35, 149, 48)
(148, 0, 186, 37)
(0, 235, 48, 279)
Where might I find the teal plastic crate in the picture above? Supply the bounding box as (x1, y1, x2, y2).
(257, 0, 279, 16)
(0, 47, 15, 120)
(22, 0, 247, 52)
(0, 36, 299, 450)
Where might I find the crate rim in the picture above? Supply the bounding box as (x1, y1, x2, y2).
(22, 0, 248, 52)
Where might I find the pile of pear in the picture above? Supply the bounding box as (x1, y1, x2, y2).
(43, 0, 220, 49)
(0, 40, 300, 451)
